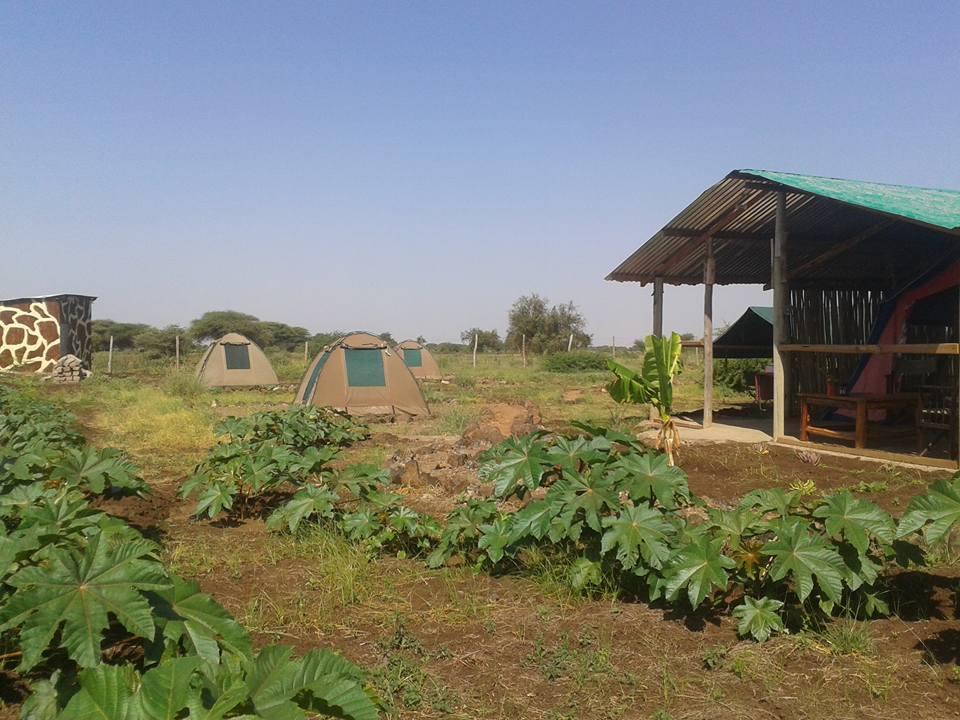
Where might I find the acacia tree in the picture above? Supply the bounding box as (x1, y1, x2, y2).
(189, 311, 271, 347)
(505, 294, 590, 353)
(460, 328, 503, 352)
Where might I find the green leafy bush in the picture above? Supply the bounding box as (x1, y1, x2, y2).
(0, 385, 378, 719)
(542, 351, 610, 373)
(713, 359, 769, 394)
(434, 425, 960, 642)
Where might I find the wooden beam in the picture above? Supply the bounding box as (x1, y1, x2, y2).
(789, 219, 895, 280)
(652, 277, 664, 337)
(772, 192, 788, 440)
(662, 228, 771, 242)
(655, 191, 768, 276)
(703, 240, 715, 428)
(780, 343, 960, 355)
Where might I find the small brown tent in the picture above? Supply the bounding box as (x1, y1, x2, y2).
(295, 332, 429, 417)
(195, 332, 278, 388)
(397, 340, 442, 380)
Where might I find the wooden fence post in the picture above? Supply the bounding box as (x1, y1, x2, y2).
(107, 336, 113, 375)
(175, 335, 180, 370)
(304, 340, 309, 362)
(567, 333, 574, 352)
(521, 334, 527, 368)
(473, 333, 478, 368)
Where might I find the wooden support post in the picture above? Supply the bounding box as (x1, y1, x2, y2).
(653, 277, 664, 337)
(107, 336, 113, 375)
(304, 340, 309, 362)
(175, 335, 180, 370)
(703, 239, 715, 429)
(522, 334, 527, 367)
(472, 333, 478, 368)
(773, 191, 788, 440)
(651, 277, 665, 422)
(567, 333, 574, 352)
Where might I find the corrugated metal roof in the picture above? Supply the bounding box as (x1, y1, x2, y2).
(607, 170, 960, 287)
(0, 293, 98, 304)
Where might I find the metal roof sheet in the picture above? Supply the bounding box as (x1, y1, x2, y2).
(607, 170, 960, 287)
(738, 170, 960, 231)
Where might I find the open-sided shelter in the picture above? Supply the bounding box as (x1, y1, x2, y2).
(397, 339, 442, 380)
(608, 169, 960, 467)
(195, 332, 278, 387)
(296, 332, 429, 417)
(0, 293, 95, 372)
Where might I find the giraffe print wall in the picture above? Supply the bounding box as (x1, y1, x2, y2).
(0, 295, 95, 372)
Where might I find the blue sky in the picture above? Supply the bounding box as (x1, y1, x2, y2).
(3, 1, 959, 343)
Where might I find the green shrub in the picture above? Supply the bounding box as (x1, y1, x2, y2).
(542, 351, 610, 373)
(714, 358, 769, 394)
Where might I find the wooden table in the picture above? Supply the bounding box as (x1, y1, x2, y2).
(799, 393, 920, 450)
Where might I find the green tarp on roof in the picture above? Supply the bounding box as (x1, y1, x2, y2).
(738, 170, 960, 231)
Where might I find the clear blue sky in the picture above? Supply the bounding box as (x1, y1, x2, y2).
(3, 1, 959, 344)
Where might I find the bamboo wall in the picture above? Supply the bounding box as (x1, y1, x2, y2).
(787, 288, 887, 407)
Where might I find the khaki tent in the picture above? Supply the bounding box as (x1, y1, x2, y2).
(295, 332, 429, 417)
(195, 333, 278, 388)
(397, 340, 442, 380)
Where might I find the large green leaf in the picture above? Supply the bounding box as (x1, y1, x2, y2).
(548, 470, 619, 533)
(761, 520, 845, 603)
(663, 535, 735, 609)
(58, 663, 139, 720)
(812, 491, 894, 553)
(478, 517, 513, 563)
(608, 452, 690, 508)
(600, 505, 673, 571)
(137, 657, 203, 720)
(0, 535, 169, 671)
(733, 596, 785, 642)
(151, 575, 252, 664)
(897, 475, 960, 545)
(478, 435, 552, 499)
(51, 447, 146, 496)
(266, 486, 338, 533)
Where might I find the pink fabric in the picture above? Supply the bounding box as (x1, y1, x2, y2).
(851, 260, 960, 396)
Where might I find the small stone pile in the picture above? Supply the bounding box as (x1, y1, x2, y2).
(50, 354, 89, 384)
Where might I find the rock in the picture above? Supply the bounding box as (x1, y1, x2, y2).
(462, 423, 504, 446)
(447, 451, 467, 468)
(389, 458, 422, 486)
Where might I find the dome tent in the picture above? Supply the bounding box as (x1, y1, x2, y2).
(397, 339, 442, 380)
(296, 332, 429, 417)
(195, 332, 278, 388)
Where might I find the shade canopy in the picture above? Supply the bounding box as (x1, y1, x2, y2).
(607, 170, 960, 289)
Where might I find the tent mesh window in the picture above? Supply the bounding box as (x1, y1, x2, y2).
(345, 349, 386, 387)
(403, 348, 423, 368)
(223, 344, 251, 370)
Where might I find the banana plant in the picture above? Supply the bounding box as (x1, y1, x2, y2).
(607, 332, 683, 465)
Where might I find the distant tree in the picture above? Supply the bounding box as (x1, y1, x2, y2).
(680, 332, 697, 342)
(416, 335, 427, 345)
(460, 328, 503, 352)
(631, 338, 646, 352)
(505, 294, 590, 353)
(379, 331, 395, 344)
(91, 319, 151, 351)
(309, 331, 344, 349)
(430, 342, 468, 353)
(189, 311, 271, 347)
(133, 325, 188, 358)
(259, 321, 310, 351)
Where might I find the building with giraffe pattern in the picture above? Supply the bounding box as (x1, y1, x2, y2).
(0, 294, 96, 373)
